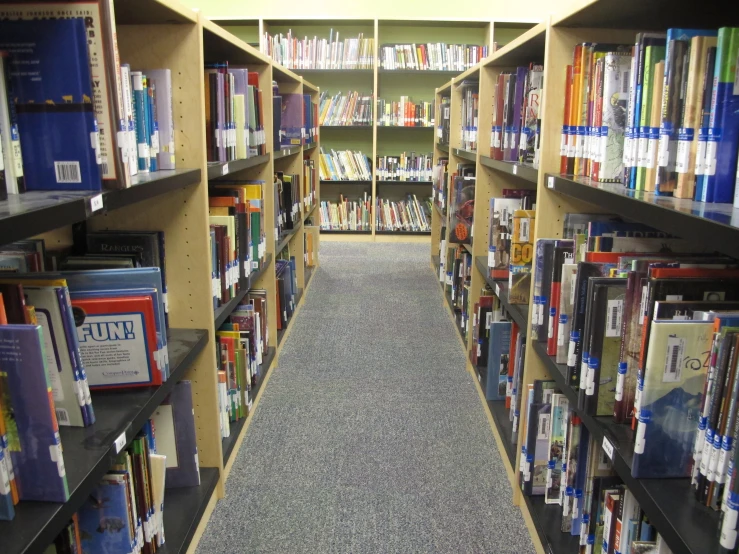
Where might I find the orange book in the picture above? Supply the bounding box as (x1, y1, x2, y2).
(567, 46, 583, 175)
(0, 293, 6, 324)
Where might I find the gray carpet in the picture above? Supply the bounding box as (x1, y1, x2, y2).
(197, 242, 535, 554)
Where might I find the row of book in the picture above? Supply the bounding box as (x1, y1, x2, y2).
(318, 196, 372, 231)
(0, 13, 175, 195)
(459, 82, 479, 152)
(318, 149, 373, 181)
(303, 159, 318, 215)
(375, 196, 431, 232)
(559, 28, 739, 206)
(378, 43, 488, 72)
(318, 91, 373, 127)
(436, 97, 451, 145)
(208, 182, 267, 310)
(262, 31, 374, 70)
(443, 244, 472, 338)
(432, 158, 449, 214)
(39, 381, 200, 552)
(275, 89, 319, 150)
(490, 63, 544, 168)
(376, 97, 434, 127)
(275, 171, 302, 240)
(376, 153, 433, 181)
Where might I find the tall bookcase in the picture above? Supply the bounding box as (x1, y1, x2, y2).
(433, 3, 739, 554)
(1, 3, 319, 553)
(212, 17, 537, 241)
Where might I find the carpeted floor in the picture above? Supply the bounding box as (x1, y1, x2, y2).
(197, 242, 535, 554)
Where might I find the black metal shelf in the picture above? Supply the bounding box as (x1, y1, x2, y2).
(452, 148, 477, 162)
(376, 180, 433, 185)
(213, 254, 274, 329)
(479, 156, 538, 185)
(274, 145, 302, 159)
(375, 230, 431, 235)
(0, 169, 202, 248)
(474, 256, 529, 330)
(531, 340, 720, 554)
(0, 328, 209, 554)
(546, 173, 739, 260)
(320, 180, 373, 184)
(276, 222, 303, 253)
(159, 467, 219, 554)
(207, 154, 270, 179)
(436, 142, 449, 153)
(320, 229, 372, 234)
(221, 346, 276, 465)
(524, 495, 583, 554)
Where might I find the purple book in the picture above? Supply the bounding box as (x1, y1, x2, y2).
(0, 325, 70, 502)
(228, 68, 249, 155)
(509, 66, 529, 161)
(280, 93, 304, 147)
(151, 380, 201, 488)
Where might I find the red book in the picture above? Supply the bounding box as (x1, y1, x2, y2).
(72, 295, 160, 389)
(506, 322, 519, 409)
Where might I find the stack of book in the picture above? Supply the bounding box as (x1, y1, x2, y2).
(376, 153, 433, 181)
(375, 195, 431, 232)
(560, 28, 739, 205)
(318, 90, 373, 126)
(209, 181, 267, 308)
(319, 195, 372, 231)
(379, 43, 488, 71)
(262, 30, 374, 70)
(432, 158, 449, 213)
(318, 148, 373, 181)
(303, 158, 318, 214)
(204, 63, 266, 162)
(490, 63, 544, 167)
(376, 97, 434, 127)
(437, 96, 451, 145)
(459, 82, 479, 152)
(0, 11, 179, 195)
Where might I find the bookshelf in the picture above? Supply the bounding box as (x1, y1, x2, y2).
(210, 17, 537, 240)
(0, 3, 319, 553)
(433, 4, 739, 554)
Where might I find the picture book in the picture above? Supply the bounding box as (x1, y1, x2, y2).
(77, 476, 135, 553)
(545, 393, 569, 505)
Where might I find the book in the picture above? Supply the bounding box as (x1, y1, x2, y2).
(632, 319, 713, 478)
(509, 209, 535, 304)
(77, 476, 136, 553)
(151, 380, 201, 488)
(265, 30, 374, 70)
(487, 321, 512, 400)
(0, 52, 21, 195)
(0, 18, 102, 191)
(0, 324, 69, 502)
(145, 69, 175, 170)
(545, 393, 569, 505)
(635, 45, 665, 191)
(523, 380, 556, 496)
(597, 52, 632, 183)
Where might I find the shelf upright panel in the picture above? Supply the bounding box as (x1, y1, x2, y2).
(303, 81, 321, 278)
(96, 7, 226, 499)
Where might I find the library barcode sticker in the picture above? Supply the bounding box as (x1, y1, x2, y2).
(512, 165, 518, 175)
(605, 299, 623, 337)
(54, 161, 82, 183)
(90, 194, 104, 212)
(602, 437, 614, 460)
(547, 176, 554, 189)
(222, 163, 229, 175)
(114, 431, 127, 453)
(663, 336, 684, 383)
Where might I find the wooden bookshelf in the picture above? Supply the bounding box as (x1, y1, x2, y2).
(210, 17, 536, 241)
(0, 4, 320, 553)
(433, 3, 739, 554)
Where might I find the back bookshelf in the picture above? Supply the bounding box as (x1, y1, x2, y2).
(213, 17, 537, 241)
(433, 3, 739, 554)
(0, 3, 319, 553)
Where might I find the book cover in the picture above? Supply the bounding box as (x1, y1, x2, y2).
(509, 209, 535, 305)
(556, 263, 579, 364)
(523, 380, 556, 496)
(281, 93, 304, 147)
(145, 69, 175, 170)
(545, 393, 569, 505)
(635, 45, 665, 191)
(71, 295, 160, 389)
(599, 52, 632, 183)
(0, 18, 102, 191)
(0, 52, 22, 195)
(488, 198, 521, 280)
(561, 414, 582, 533)
(547, 242, 574, 356)
(487, 321, 512, 401)
(77, 477, 135, 553)
(0, 324, 69, 502)
(532, 239, 555, 343)
(632, 320, 713, 478)
(151, 380, 200, 489)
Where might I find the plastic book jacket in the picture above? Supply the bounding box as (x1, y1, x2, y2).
(599, 53, 631, 182)
(545, 394, 569, 504)
(0, 18, 102, 191)
(71, 295, 159, 389)
(486, 321, 511, 400)
(78, 478, 135, 553)
(488, 198, 521, 280)
(509, 209, 535, 304)
(632, 320, 712, 478)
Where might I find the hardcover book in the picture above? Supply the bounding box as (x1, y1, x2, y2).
(145, 69, 175, 170)
(509, 209, 535, 304)
(0, 18, 102, 191)
(545, 393, 569, 505)
(486, 321, 512, 400)
(599, 52, 632, 183)
(632, 320, 713, 478)
(523, 380, 556, 496)
(77, 477, 135, 554)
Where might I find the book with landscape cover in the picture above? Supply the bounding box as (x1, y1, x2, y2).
(523, 380, 556, 496)
(545, 393, 569, 505)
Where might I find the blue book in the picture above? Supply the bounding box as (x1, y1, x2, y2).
(147, 80, 158, 172)
(486, 321, 512, 400)
(0, 18, 101, 192)
(131, 71, 150, 173)
(0, 324, 70, 502)
(78, 477, 135, 553)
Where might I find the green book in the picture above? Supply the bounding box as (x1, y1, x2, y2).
(636, 45, 665, 190)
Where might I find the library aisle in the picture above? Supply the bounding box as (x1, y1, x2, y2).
(197, 242, 535, 553)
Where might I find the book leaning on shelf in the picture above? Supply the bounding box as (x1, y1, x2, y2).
(319, 195, 371, 231)
(319, 148, 373, 181)
(377, 97, 434, 127)
(376, 153, 433, 182)
(319, 90, 373, 126)
(379, 43, 488, 72)
(375, 195, 431, 232)
(262, 30, 374, 70)
(303, 158, 318, 214)
(459, 81, 479, 152)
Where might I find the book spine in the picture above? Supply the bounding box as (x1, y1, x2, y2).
(131, 72, 150, 173)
